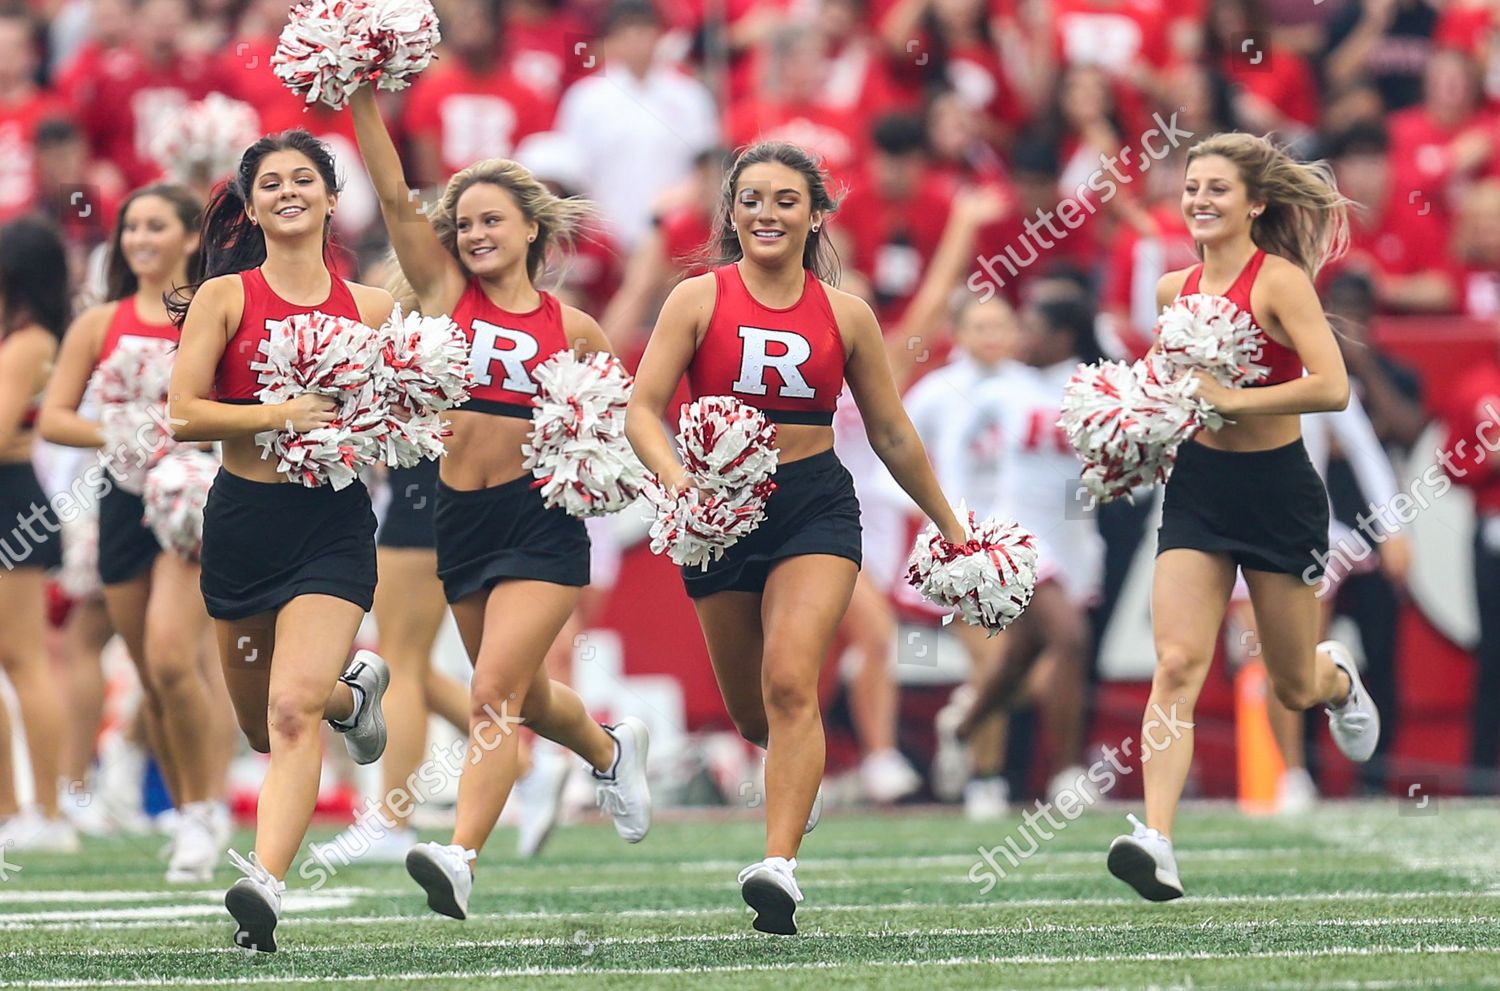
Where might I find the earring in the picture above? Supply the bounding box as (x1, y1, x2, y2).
(730, 223, 737, 231)
(811, 224, 820, 232)
(527, 234, 536, 243)
(249, 217, 257, 226)
(1250, 210, 1261, 219)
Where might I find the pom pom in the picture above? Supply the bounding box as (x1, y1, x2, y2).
(521, 351, 647, 517)
(645, 396, 780, 569)
(57, 508, 101, 601)
(375, 307, 472, 412)
(149, 93, 261, 187)
(92, 338, 179, 494)
(142, 448, 220, 560)
(1154, 294, 1270, 388)
(906, 506, 1038, 632)
(272, 0, 441, 110)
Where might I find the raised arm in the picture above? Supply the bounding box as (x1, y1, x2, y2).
(624, 275, 713, 493)
(838, 289, 965, 543)
(348, 86, 465, 314)
(39, 305, 110, 448)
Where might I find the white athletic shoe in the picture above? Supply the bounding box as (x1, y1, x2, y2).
(963, 777, 1009, 822)
(1277, 768, 1318, 816)
(514, 747, 570, 859)
(330, 651, 390, 766)
(1107, 813, 1184, 901)
(860, 749, 921, 804)
(309, 820, 417, 866)
(804, 784, 824, 835)
(405, 841, 475, 920)
(1322, 640, 1380, 763)
(96, 738, 152, 835)
(167, 802, 221, 883)
(1048, 765, 1102, 807)
(210, 801, 234, 850)
(932, 686, 974, 802)
(59, 779, 113, 838)
(739, 856, 804, 935)
(593, 718, 652, 843)
(225, 850, 285, 952)
(0, 811, 80, 854)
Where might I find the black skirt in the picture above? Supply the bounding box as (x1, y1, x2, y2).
(378, 459, 438, 550)
(1157, 437, 1330, 579)
(433, 473, 590, 603)
(199, 469, 377, 621)
(0, 462, 62, 571)
(97, 484, 160, 585)
(683, 447, 863, 599)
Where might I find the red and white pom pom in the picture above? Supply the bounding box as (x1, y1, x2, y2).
(58, 508, 101, 601)
(521, 351, 647, 517)
(94, 337, 175, 408)
(149, 92, 260, 187)
(142, 448, 220, 560)
(905, 506, 1038, 632)
(273, 0, 440, 110)
(93, 338, 179, 494)
(1154, 293, 1269, 387)
(252, 313, 385, 488)
(376, 306, 472, 414)
(675, 396, 779, 492)
(645, 476, 777, 569)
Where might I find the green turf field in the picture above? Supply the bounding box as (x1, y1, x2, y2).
(0, 800, 1497, 989)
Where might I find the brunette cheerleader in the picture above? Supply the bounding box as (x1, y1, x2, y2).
(1107, 133, 1380, 901)
(0, 219, 75, 853)
(625, 142, 967, 935)
(167, 131, 394, 951)
(40, 184, 235, 880)
(348, 83, 650, 921)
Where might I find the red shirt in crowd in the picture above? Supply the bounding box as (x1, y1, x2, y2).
(1103, 202, 1197, 349)
(835, 169, 955, 324)
(1441, 359, 1500, 514)
(401, 59, 554, 180)
(657, 204, 714, 277)
(1389, 105, 1500, 211)
(726, 98, 865, 187)
(1220, 46, 1320, 128)
(1322, 185, 1457, 309)
(505, 5, 597, 103)
(0, 88, 69, 221)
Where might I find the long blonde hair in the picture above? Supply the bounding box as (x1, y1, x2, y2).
(1186, 133, 1350, 279)
(389, 158, 595, 311)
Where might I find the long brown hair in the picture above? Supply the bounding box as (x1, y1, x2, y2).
(1186, 132, 1350, 279)
(104, 183, 203, 303)
(704, 142, 842, 284)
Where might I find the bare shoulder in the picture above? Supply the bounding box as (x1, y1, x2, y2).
(348, 282, 396, 325)
(71, 301, 118, 344)
(194, 274, 247, 310)
(666, 271, 717, 310)
(1155, 267, 1194, 309)
(1256, 252, 1311, 288)
(561, 303, 605, 345)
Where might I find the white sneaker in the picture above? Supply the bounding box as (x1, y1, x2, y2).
(738, 856, 804, 935)
(210, 801, 234, 850)
(593, 718, 652, 843)
(1107, 813, 1184, 901)
(0, 811, 80, 854)
(96, 738, 152, 835)
(804, 784, 824, 835)
(932, 686, 974, 802)
(309, 819, 417, 866)
(225, 850, 285, 952)
(330, 651, 390, 766)
(1048, 764, 1101, 806)
(405, 841, 475, 920)
(1322, 640, 1380, 763)
(860, 749, 921, 804)
(515, 747, 570, 859)
(963, 777, 1009, 822)
(59, 779, 113, 838)
(167, 802, 221, 883)
(1277, 768, 1318, 815)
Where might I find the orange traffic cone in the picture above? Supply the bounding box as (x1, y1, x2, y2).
(1236, 660, 1285, 815)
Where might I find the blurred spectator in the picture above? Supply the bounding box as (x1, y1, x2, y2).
(401, 0, 554, 187)
(60, 0, 217, 188)
(0, 9, 68, 223)
(32, 117, 122, 294)
(504, 0, 597, 103)
(1044, 0, 1176, 131)
(1204, 0, 1320, 137)
(513, 130, 623, 316)
(1324, 0, 1440, 113)
(1388, 48, 1497, 221)
(1325, 121, 1457, 313)
(555, 0, 718, 250)
(831, 113, 954, 325)
(814, 0, 907, 125)
(924, 87, 1007, 185)
(1326, 272, 1427, 451)
(1452, 179, 1500, 321)
(48, 0, 130, 79)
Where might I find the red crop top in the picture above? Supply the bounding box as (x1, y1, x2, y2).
(214, 267, 363, 403)
(1176, 250, 1302, 387)
(687, 264, 845, 425)
(451, 279, 569, 418)
(99, 296, 179, 365)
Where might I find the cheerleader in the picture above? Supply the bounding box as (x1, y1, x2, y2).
(166, 131, 394, 951)
(625, 142, 967, 934)
(0, 219, 75, 852)
(348, 84, 651, 921)
(39, 184, 234, 880)
(1107, 133, 1379, 901)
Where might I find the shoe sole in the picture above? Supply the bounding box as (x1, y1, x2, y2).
(225, 883, 278, 952)
(742, 876, 798, 935)
(406, 848, 467, 920)
(1107, 840, 1183, 902)
(344, 652, 391, 766)
(614, 717, 652, 843)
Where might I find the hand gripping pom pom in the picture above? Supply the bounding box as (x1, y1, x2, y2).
(142, 448, 220, 560)
(646, 397, 780, 568)
(58, 509, 101, 601)
(92, 338, 179, 494)
(1153, 294, 1270, 389)
(273, 0, 441, 110)
(149, 93, 261, 187)
(521, 351, 648, 517)
(905, 507, 1038, 633)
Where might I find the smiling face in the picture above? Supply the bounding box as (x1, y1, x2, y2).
(1182, 154, 1259, 247)
(454, 180, 536, 279)
(731, 162, 822, 269)
(119, 194, 196, 284)
(247, 150, 335, 242)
